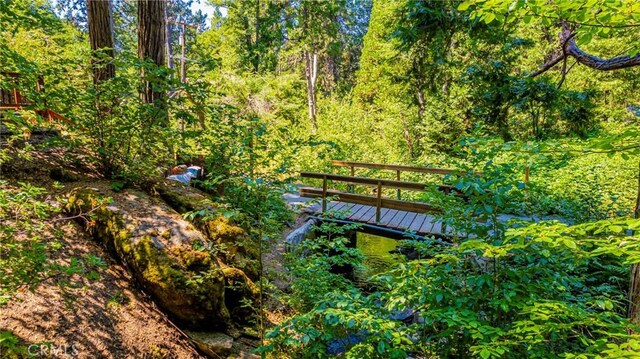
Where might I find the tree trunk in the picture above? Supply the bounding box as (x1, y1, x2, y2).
(416, 87, 426, 121)
(253, 0, 260, 72)
(401, 116, 415, 158)
(165, 5, 174, 71)
(138, 0, 167, 125)
(628, 162, 640, 324)
(87, 0, 116, 176)
(305, 50, 318, 134)
(87, 0, 115, 84)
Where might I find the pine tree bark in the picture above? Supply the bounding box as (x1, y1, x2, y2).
(138, 0, 167, 124)
(87, 0, 115, 84)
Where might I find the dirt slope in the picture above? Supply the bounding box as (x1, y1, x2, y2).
(1, 148, 204, 358)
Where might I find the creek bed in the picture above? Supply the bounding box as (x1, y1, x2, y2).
(354, 232, 405, 284)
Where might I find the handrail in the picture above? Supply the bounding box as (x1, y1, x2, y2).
(300, 172, 429, 191)
(299, 171, 451, 224)
(331, 160, 467, 176)
(0, 73, 71, 125)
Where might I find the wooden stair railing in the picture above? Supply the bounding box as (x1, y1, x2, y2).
(0, 73, 72, 126)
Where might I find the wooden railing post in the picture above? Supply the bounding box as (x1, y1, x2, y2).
(525, 165, 530, 184)
(322, 175, 328, 213)
(396, 169, 401, 200)
(348, 165, 354, 193)
(376, 181, 382, 223)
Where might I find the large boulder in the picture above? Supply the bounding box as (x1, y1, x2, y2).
(66, 184, 230, 328)
(155, 181, 260, 279)
(154, 179, 215, 214)
(221, 267, 260, 320)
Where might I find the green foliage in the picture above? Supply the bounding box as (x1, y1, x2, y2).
(79, 56, 179, 180)
(262, 175, 640, 357)
(0, 181, 110, 305)
(459, 0, 640, 55)
(0, 330, 26, 358)
(0, 181, 57, 304)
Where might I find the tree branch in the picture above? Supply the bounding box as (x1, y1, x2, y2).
(531, 21, 640, 77)
(557, 32, 577, 88)
(530, 53, 565, 77)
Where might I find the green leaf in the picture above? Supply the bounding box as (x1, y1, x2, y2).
(458, 1, 472, 11)
(564, 239, 577, 249)
(610, 225, 624, 233)
(484, 13, 496, 24)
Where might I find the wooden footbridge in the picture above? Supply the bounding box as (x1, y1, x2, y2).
(296, 160, 476, 237)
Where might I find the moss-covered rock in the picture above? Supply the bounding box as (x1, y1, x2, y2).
(155, 181, 260, 280)
(66, 185, 230, 328)
(151, 181, 264, 323)
(221, 267, 260, 322)
(205, 217, 260, 280)
(155, 180, 215, 214)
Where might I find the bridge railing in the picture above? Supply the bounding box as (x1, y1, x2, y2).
(330, 160, 477, 200)
(300, 171, 455, 224)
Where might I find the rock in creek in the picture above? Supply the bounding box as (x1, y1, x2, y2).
(285, 218, 318, 247)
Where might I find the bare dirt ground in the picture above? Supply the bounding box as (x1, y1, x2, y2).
(1, 147, 205, 358)
(0, 221, 203, 358)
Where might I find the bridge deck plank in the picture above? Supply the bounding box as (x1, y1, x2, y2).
(379, 209, 400, 227)
(367, 208, 389, 224)
(387, 210, 408, 228)
(420, 215, 438, 234)
(350, 205, 370, 220)
(409, 214, 427, 232)
(327, 201, 341, 211)
(358, 206, 377, 223)
(309, 200, 454, 236)
(331, 202, 348, 213)
(400, 212, 417, 231)
(346, 204, 364, 217)
(341, 202, 357, 213)
(352, 205, 374, 222)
